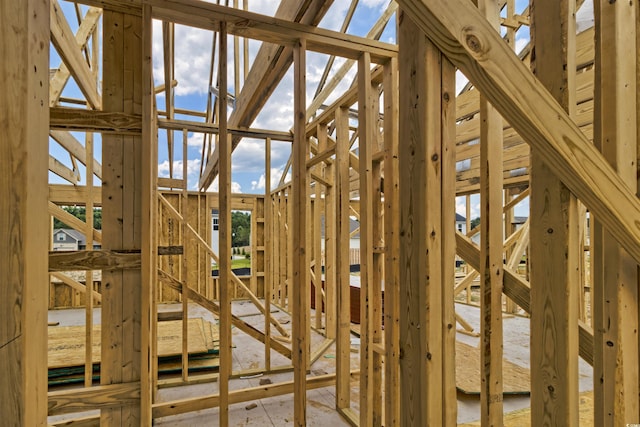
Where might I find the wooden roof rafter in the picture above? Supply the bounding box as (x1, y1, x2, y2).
(50, 0, 102, 110)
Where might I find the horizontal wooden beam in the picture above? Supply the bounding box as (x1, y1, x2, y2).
(148, 0, 396, 63)
(48, 382, 140, 416)
(152, 372, 359, 418)
(50, 107, 141, 135)
(49, 250, 141, 272)
(49, 184, 102, 206)
(157, 118, 294, 141)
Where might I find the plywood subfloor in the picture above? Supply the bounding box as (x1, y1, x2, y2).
(459, 391, 594, 426)
(48, 318, 218, 369)
(349, 326, 530, 395)
(456, 341, 530, 394)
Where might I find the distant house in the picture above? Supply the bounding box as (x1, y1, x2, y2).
(211, 210, 220, 253)
(456, 213, 467, 234)
(512, 216, 528, 230)
(52, 228, 101, 251)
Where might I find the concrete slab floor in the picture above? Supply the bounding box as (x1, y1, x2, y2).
(47, 301, 593, 425)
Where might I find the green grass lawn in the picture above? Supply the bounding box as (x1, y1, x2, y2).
(212, 258, 251, 271)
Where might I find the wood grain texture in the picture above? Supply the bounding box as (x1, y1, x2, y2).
(477, 1, 504, 424)
(291, 38, 309, 427)
(0, 0, 49, 424)
(592, 0, 640, 424)
(335, 106, 352, 411)
(357, 51, 376, 427)
(383, 57, 401, 427)
(100, 8, 143, 425)
(529, 1, 580, 425)
(398, 12, 455, 425)
(397, 0, 640, 265)
(48, 383, 140, 416)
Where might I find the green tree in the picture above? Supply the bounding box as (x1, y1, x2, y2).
(470, 217, 481, 230)
(53, 206, 102, 230)
(231, 211, 251, 247)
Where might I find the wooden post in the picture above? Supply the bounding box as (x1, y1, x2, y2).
(141, 5, 157, 423)
(357, 51, 377, 427)
(101, 8, 143, 425)
(477, 1, 504, 425)
(398, 10, 456, 425)
(0, 0, 49, 424)
(383, 57, 400, 427)
(529, 0, 580, 425)
(335, 106, 352, 412)
(593, 0, 639, 424)
(292, 38, 309, 426)
(441, 53, 457, 427)
(265, 137, 272, 370)
(218, 22, 232, 427)
(324, 147, 337, 340)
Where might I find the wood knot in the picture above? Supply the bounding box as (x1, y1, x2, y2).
(465, 33, 482, 54)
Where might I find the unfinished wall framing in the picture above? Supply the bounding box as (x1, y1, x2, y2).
(2, 0, 640, 426)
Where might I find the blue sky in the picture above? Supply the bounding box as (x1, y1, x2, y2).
(50, 0, 595, 219)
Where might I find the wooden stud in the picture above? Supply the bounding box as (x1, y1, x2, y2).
(292, 37, 309, 427)
(398, 10, 455, 425)
(529, 0, 580, 425)
(335, 106, 352, 411)
(84, 133, 95, 387)
(476, 1, 504, 425)
(181, 129, 189, 382)
(101, 7, 143, 425)
(264, 137, 272, 370)
(357, 51, 377, 426)
(592, 0, 640, 424)
(0, 0, 49, 423)
(217, 21, 232, 427)
(383, 56, 400, 427)
(441, 53, 457, 427)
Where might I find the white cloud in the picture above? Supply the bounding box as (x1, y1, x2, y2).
(515, 35, 529, 55)
(250, 167, 291, 191)
(158, 158, 201, 179)
(206, 177, 242, 193)
(361, 0, 389, 9)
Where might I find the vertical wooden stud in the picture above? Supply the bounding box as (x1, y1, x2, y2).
(398, 9, 456, 425)
(383, 57, 400, 427)
(530, 0, 580, 425)
(335, 106, 352, 412)
(0, 0, 49, 424)
(358, 51, 376, 427)
(264, 137, 272, 370)
(141, 5, 157, 423)
(218, 22, 232, 427)
(477, 1, 504, 425)
(593, 0, 639, 424)
(292, 37, 309, 427)
(101, 8, 143, 425)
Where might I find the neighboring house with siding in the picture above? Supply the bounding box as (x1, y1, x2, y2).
(52, 228, 101, 251)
